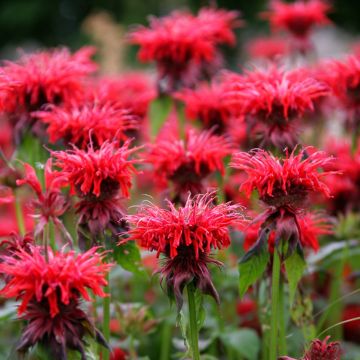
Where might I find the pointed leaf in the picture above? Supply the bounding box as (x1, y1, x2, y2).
(285, 246, 306, 305)
(238, 231, 270, 298)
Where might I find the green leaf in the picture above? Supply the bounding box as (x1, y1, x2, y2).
(220, 328, 260, 360)
(285, 246, 306, 305)
(238, 231, 270, 298)
(149, 96, 173, 139)
(194, 289, 206, 331)
(113, 241, 144, 275)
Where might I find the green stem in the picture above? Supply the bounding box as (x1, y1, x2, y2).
(187, 283, 200, 360)
(15, 190, 25, 236)
(160, 320, 172, 360)
(49, 220, 56, 250)
(43, 224, 49, 262)
(278, 281, 287, 356)
(102, 271, 111, 360)
(269, 249, 281, 360)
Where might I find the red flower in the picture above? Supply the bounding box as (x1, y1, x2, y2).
(303, 336, 341, 360)
(146, 121, 233, 200)
(0, 47, 97, 114)
(125, 192, 244, 307)
(95, 73, 156, 120)
(16, 298, 108, 360)
(0, 232, 34, 256)
(52, 141, 139, 199)
(246, 36, 291, 60)
(34, 102, 138, 149)
(0, 246, 110, 317)
(231, 147, 335, 207)
(16, 160, 69, 239)
(244, 212, 332, 252)
(223, 67, 329, 148)
(323, 138, 360, 213)
(126, 192, 242, 259)
(319, 56, 360, 127)
(175, 82, 234, 133)
(264, 0, 331, 40)
(129, 8, 241, 90)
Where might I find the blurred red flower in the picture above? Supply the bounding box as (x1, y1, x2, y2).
(35, 102, 138, 149)
(264, 0, 331, 40)
(175, 82, 234, 133)
(146, 121, 233, 201)
(129, 8, 241, 91)
(246, 36, 291, 60)
(0, 47, 97, 113)
(223, 67, 329, 148)
(244, 212, 333, 252)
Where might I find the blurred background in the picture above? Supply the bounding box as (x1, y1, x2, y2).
(1, 0, 360, 67)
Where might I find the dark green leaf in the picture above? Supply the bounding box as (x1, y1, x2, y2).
(238, 231, 270, 298)
(285, 246, 306, 305)
(113, 241, 144, 275)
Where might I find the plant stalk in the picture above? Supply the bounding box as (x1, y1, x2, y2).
(269, 249, 281, 360)
(187, 283, 200, 360)
(102, 271, 111, 360)
(15, 190, 26, 236)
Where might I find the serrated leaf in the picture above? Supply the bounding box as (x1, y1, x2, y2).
(113, 241, 144, 275)
(149, 96, 173, 139)
(285, 246, 306, 305)
(220, 328, 260, 360)
(238, 231, 270, 298)
(176, 310, 189, 351)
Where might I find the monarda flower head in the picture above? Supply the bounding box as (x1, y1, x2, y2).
(223, 67, 329, 149)
(231, 147, 336, 254)
(124, 192, 244, 308)
(263, 0, 331, 50)
(281, 336, 341, 360)
(244, 212, 333, 253)
(0, 246, 111, 359)
(319, 55, 360, 130)
(34, 101, 139, 149)
(246, 36, 291, 61)
(146, 121, 233, 203)
(16, 160, 70, 241)
(175, 82, 234, 133)
(52, 141, 139, 247)
(0, 47, 97, 141)
(129, 7, 241, 92)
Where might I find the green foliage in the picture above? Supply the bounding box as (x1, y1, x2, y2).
(284, 246, 306, 305)
(238, 231, 270, 298)
(113, 241, 145, 276)
(220, 327, 260, 360)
